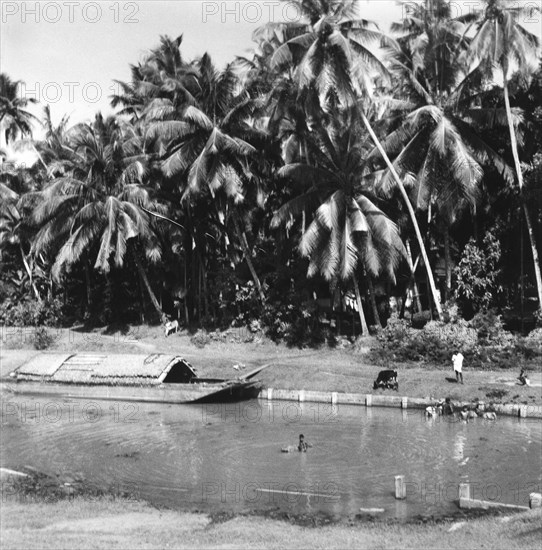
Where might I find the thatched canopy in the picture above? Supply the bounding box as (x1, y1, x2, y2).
(2, 352, 198, 386)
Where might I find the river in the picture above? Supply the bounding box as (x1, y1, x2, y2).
(2, 394, 541, 519)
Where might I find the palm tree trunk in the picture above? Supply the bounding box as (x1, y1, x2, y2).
(365, 273, 381, 329)
(444, 226, 451, 303)
(232, 214, 266, 303)
(19, 243, 41, 301)
(84, 259, 92, 313)
(503, 78, 542, 309)
(360, 111, 442, 318)
(353, 276, 369, 336)
(132, 243, 167, 324)
(405, 240, 423, 313)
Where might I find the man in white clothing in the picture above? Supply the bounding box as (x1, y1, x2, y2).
(452, 352, 464, 384)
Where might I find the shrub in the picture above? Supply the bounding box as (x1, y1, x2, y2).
(469, 310, 515, 346)
(411, 310, 432, 329)
(190, 329, 211, 349)
(525, 327, 542, 345)
(374, 313, 478, 363)
(32, 327, 56, 350)
(454, 232, 502, 316)
(262, 299, 324, 347)
(0, 297, 64, 327)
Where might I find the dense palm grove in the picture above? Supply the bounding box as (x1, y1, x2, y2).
(1, 0, 541, 342)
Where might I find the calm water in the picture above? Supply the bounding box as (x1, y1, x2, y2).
(2, 393, 541, 519)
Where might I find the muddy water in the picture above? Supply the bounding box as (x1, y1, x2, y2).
(1, 393, 541, 519)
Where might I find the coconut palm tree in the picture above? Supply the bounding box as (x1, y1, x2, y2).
(0, 74, 38, 154)
(272, 112, 405, 333)
(464, 0, 542, 309)
(257, 0, 445, 317)
(146, 52, 267, 302)
(27, 114, 168, 322)
(381, 0, 515, 303)
(0, 163, 42, 300)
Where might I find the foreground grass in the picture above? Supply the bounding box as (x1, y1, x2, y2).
(3, 324, 541, 407)
(1, 497, 541, 550)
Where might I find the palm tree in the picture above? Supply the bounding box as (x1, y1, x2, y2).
(464, 0, 542, 309)
(0, 163, 42, 300)
(382, 0, 514, 303)
(27, 114, 168, 322)
(272, 113, 405, 333)
(257, 0, 445, 317)
(147, 52, 267, 302)
(0, 74, 38, 154)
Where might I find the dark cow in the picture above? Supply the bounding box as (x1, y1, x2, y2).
(373, 369, 398, 391)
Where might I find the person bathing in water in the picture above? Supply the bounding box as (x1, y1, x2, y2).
(282, 434, 312, 453)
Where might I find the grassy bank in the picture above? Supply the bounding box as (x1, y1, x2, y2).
(1, 495, 541, 550)
(2, 324, 541, 407)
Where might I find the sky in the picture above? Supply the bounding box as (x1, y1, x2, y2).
(1, 0, 541, 132)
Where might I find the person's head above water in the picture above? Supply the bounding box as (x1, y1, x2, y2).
(299, 434, 304, 441)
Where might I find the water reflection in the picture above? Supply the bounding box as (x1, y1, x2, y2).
(1, 394, 541, 519)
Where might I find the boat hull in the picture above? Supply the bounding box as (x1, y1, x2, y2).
(1, 380, 262, 404)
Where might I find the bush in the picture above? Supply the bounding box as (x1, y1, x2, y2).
(374, 313, 477, 363)
(454, 232, 502, 316)
(525, 327, 542, 345)
(190, 329, 211, 348)
(262, 300, 325, 347)
(32, 327, 56, 350)
(411, 310, 432, 329)
(469, 309, 510, 345)
(0, 297, 64, 327)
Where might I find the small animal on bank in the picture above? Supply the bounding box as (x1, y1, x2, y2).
(373, 370, 399, 391)
(165, 319, 179, 337)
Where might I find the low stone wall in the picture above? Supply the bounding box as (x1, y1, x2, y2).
(259, 388, 542, 418)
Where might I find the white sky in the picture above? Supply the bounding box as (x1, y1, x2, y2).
(1, 0, 541, 130)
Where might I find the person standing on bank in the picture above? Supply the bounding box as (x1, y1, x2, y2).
(452, 352, 464, 384)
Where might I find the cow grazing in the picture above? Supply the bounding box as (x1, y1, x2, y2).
(165, 320, 179, 337)
(373, 369, 398, 391)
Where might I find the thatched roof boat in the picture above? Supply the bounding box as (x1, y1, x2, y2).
(0, 351, 266, 404)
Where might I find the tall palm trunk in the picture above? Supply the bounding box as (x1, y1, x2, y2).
(131, 242, 167, 323)
(503, 77, 542, 309)
(365, 273, 382, 328)
(405, 240, 423, 313)
(360, 111, 443, 318)
(232, 214, 266, 303)
(444, 225, 451, 303)
(84, 259, 92, 313)
(353, 276, 369, 335)
(19, 243, 41, 301)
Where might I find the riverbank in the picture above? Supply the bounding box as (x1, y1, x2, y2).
(2, 324, 541, 408)
(1, 494, 541, 550)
